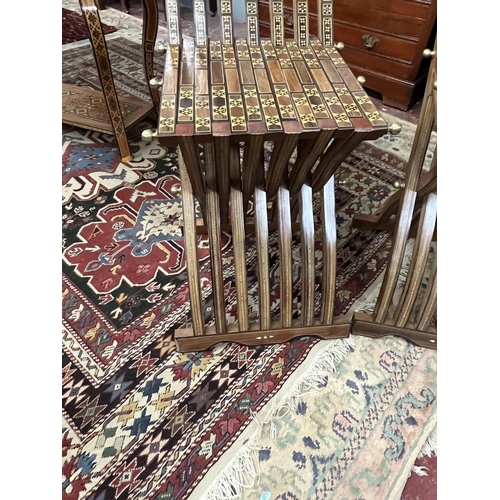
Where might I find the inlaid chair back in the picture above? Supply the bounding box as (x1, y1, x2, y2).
(149, 0, 396, 351)
(352, 42, 437, 349)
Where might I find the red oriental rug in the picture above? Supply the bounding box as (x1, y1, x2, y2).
(62, 7, 437, 499)
(63, 7, 118, 45)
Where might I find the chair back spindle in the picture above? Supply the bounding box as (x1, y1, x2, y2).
(293, 0, 310, 47)
(221, 0, 235, 46)
(165, 0, 182, 45)
(270, 0, 285, 47)
(246, 0, 260, 45)
(318, 0, 334, 46)
(194, 0, 208, 47)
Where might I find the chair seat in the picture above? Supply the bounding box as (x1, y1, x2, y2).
(62, 83, 154, 135)
(157, 37, 387, 146)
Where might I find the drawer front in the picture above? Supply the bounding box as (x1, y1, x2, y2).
(339, 45, 415, 81)
(333, 0, 433, 39)
(334, 21, 418, 64)
(334, 0, 432, 20)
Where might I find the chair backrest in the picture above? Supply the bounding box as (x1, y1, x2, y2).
(163, 0, 338, 48)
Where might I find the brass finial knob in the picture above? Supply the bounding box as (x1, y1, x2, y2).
(142, 129, 158, 143)
(422, 48, 437, 58)
(357, 75, 366, 85)
(171, 184, 182, 195)
(433, 80, 437, 90)
(388, 122, 402, 135)
(149, 77, 163, 89)
(334, 42, 344, 51)
(393, 180, 406, 189)
(157, 42, 167, 54)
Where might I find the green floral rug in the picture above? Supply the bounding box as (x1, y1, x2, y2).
(195, 335, 437, 500)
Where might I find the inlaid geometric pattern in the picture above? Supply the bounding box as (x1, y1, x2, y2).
(318, 0, 334, 46)
(353, 91, 388, 127)
(274, 85, 296, 119)
(243, 86, 263, 121)
(212, 86, 228, 120)
(304, 85, 330, 119)
(193, 0, 207, 46)
(292, 93, 318, 129)
(246, 1, 259, 45)
(178, 87, 194, 122)
(81, 7, 127, 143)
(229, 95, 247, 132)
(270, 0, 284, 47)
(156, 35, 387, 140)
(333, 84, 362, 117)
(294, 0, 309, 47)
(323, 92, 353, 128)
(220, 0, 233, 45)
(165, 0, 181, 45)
(261, 93, 283, 131)
(62, 84, 151, 135)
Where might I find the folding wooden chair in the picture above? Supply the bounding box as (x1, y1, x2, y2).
(143, 0, 402, 352)
(351, 42, 437, 349)
(62, 0, 160, 161)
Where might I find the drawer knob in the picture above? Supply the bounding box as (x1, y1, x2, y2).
(334, 41, 344, 51)
(142, 129, 158, 143)
(388, 123, 402, 135)
(433, 80, 437, 90)
(357, 75, 366, 85)
(423, 48, 437, 58)
(362, 34, 380, 48)
(284, 14, 293, 27)
(393, 180, 406, 190)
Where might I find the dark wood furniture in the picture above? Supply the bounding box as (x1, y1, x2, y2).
(95, 0, 131, 13)
(351, 41, 437, 349)
(258, 0, 436, 110)
(144, 0, 401, 352)
(62, 0, 160, 161)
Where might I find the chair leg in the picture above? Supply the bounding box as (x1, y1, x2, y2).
(204, 143, 227, 334)
(80, 0, 131, 161)
(121, 0, 130, 13)
(208, 0, 217, 16)
(178, 148, 205, 337)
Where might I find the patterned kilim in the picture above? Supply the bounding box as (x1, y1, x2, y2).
(62, 4, 437, 499)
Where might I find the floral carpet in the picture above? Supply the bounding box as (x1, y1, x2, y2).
(61, 3, 437, 499)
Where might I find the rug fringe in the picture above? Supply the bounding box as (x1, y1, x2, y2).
(202, 337, 356, 500)
(203, 433, 261, 500)
(410, 465, 429, 477)
(416, 424, 437, 459)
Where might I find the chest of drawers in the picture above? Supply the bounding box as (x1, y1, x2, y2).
(258, 0, 437, 110)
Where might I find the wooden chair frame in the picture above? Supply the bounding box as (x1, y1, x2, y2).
(62, 0, 160, 161)
(147, 0, 398, 352)
(351, 41, 438, 349)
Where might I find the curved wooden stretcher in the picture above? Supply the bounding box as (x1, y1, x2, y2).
(148, 0, 394, 352)
(351, 42, 438, 349)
